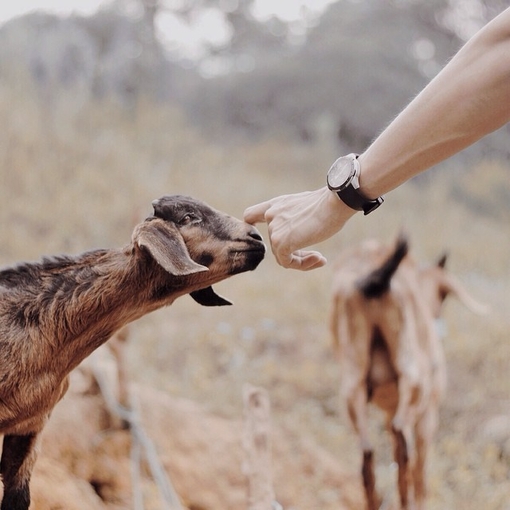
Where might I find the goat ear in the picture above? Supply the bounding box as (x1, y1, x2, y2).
(133, 221, 208, 276)
(440, 273, 489, 315)
(437, 252, 448, 268)
(190, 287, 233, 306)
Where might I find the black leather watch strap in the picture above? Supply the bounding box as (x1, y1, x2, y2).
(336, 185, 384, 215)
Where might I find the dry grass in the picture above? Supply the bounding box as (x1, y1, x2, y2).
(1, 89, 509, 509)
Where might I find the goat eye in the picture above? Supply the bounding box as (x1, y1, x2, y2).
(179, 213, 201, 226)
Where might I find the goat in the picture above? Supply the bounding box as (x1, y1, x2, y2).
(0, 194, 265, 510)
(329, 235, 486, 510)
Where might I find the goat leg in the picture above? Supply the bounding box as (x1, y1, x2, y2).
(413, 433, 426, 510)
(362, 449, 381, 510)
(0, 433, 38, 510)
(413, 409, 438, 510)
(347, 385, 381, 510)
(392, 426, 410, 509)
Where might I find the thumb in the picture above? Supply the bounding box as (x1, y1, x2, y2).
(244, 200, 272, 225)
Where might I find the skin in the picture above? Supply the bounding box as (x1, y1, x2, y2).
(244, 7, 510, 271)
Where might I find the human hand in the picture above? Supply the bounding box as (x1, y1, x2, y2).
(243, 186, 357, 271)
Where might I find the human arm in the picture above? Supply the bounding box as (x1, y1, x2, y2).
(358, 6, 510, 198)
(244, 8, 510, 270)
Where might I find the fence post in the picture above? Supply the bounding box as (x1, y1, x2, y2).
(242, 384, 277, 510)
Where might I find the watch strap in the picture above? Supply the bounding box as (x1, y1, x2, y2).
(335, 185, 384, 215)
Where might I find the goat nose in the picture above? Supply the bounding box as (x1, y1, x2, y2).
(248, 227, 263, 242)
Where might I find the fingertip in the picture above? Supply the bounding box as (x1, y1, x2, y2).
(243, 201, 270, 224)
(305, 257, 327, 271)
(302, 254, 327, 271)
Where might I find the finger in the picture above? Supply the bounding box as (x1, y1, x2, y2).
(278, 250, 327, 271)
(300, 253, 328, 271)
(243, 200, 273, 225)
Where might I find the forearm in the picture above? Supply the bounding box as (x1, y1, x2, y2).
(358, 8, 510, 198)
(243, 9, 510, 271)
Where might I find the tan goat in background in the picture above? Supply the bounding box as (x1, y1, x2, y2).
(330, 235, 486, 510)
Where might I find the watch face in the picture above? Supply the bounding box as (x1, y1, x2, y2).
(327, 156, 355, 189)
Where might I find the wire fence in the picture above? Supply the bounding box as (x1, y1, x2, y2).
(90, 349, 283, 510)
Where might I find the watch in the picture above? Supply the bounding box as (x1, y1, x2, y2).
(326, 153, 383, 215)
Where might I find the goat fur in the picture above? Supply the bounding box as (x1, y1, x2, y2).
(330, 234, 486, 510)
(0, 194, 265, 510)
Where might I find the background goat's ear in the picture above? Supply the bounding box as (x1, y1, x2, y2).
(440, 272, 489, 315)
(437, 252, 448, 268)
(133, 221, 208, 276)
(190, 286, 233, 306)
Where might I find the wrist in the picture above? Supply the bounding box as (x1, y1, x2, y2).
(356, 152, 388, 199)
(327, 154, 384, 214)
(324, 186, 358, 221)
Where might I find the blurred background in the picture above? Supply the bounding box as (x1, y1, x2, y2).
(0, 0, 509, 508)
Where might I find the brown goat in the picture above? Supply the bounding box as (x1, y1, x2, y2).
(0, 194, 265, 510)
(329, 235, 486, 510)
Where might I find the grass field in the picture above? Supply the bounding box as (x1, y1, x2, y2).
(1, 91, 509, 509)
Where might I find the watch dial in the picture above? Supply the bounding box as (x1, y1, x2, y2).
(328, 157, 353, 188)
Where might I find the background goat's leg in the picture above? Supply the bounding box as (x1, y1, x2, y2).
(413, 410, 438, 510)
(413, 430, 426, 510)
(347, 385, 380, 510)
(362, 450, 378, 510)
(391, 375, 420, 509)
(391, 426, 410, 509)
(0, 433, 38, 510)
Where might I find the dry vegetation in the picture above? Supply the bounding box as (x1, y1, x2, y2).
(1, 85, 509, 509)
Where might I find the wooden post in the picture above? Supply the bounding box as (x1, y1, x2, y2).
(242, 384, 277, 510)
